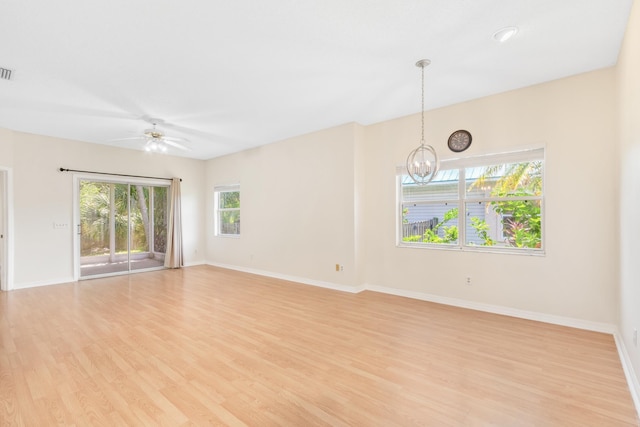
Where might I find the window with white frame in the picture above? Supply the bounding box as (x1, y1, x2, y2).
(399, 148, 544, 253)
(214, 185, 240, 236)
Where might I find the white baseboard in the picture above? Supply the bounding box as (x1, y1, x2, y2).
(364, 284, 617, 334)
(206, 262, 365, 294)
(184, 260, 207, 267)
(614, 332, 640, 419)
(12, 276, 76, 290)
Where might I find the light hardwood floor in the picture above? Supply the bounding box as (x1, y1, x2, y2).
(0, 265, 638, 426)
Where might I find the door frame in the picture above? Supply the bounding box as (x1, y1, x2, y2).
(73, 173, 169, 281)
(0, 167, 14, 291)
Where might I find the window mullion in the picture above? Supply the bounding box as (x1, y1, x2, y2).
(459, 167, 466, 248)
(469, 196, 542, 203)
(402, 200, 459, 207)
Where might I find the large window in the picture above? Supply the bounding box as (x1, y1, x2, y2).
(214, 185, 240, 236)
(399, 148, 544, 254)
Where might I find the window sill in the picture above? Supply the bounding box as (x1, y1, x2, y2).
(397, 242, 545, 256)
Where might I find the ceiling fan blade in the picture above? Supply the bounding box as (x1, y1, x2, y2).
(159, 121, 232, 142)
(163, 136, 189, 143)
(109, 136, 145, 142)
(162, 139, 191, 151)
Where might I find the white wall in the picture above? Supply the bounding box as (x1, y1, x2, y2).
(0, 130, 206, 288)
(0, 128, 14, 162)
(618, 0, 640, 400)
(206, 123, 363, 289)
(364, 68, 619, 325)
(206, 68, 620, 327)
(0, 128, 15, 291)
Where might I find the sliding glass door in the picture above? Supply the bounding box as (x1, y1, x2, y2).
(78, 178, 169, 278)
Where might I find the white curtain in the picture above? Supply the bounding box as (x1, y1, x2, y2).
(164, 178, 183, 269)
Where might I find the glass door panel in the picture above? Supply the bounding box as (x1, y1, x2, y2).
(79, 181, 129, 277)
(130, 185, 165, 271)
(79, 179, 168, 278)
(153, 186, 168, 263)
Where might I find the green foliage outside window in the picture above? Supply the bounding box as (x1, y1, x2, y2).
(403, 161, 542, 249)
(220, 191, 240, 209)
(422, 207, 459, 244)
(80, 182, 167, 256)
(218, 190, 240, 235)
(484, 161, 542, 248)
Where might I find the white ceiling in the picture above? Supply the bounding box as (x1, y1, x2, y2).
(0, 0, 633, 160)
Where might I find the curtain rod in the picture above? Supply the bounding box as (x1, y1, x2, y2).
(59, 168, 181, 182)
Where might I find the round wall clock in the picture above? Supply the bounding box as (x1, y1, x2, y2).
(448, 129, 472, 152)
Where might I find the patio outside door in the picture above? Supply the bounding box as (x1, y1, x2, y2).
(78, 179, 169, 278)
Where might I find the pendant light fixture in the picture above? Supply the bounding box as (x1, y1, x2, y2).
(406, 59, 439, 185)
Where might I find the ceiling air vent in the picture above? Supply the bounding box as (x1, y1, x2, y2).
(0, 67, 13, 81)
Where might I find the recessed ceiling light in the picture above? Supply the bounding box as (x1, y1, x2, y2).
(492, 26, 519, 43)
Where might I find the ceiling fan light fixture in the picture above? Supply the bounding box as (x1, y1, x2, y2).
(145, 138, 166, 152)
(143, 119, 166, 140)
(144, 130, 163, 139)
(111, 117, 190, 153)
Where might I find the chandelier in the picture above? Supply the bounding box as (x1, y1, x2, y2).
(406, 59, 439, 185)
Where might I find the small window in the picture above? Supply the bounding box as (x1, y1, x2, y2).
(399, 148, 544, 254)
(214, 185, 240, 236)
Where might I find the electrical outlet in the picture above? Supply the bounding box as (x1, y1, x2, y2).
(634, 329, 638, 347)
(466, 276, 472, 285)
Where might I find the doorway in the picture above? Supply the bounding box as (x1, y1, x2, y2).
(0, 169, 6, 290)
(76, 177, 169, 279)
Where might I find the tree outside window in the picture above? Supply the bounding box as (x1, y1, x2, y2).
(215, 186, 240, 236)
(399, 149, 544, 253)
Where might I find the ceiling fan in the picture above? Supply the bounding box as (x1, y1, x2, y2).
(112, 118, 191, 152)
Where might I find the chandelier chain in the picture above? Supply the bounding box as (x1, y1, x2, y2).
(421, 62, 425, 145)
